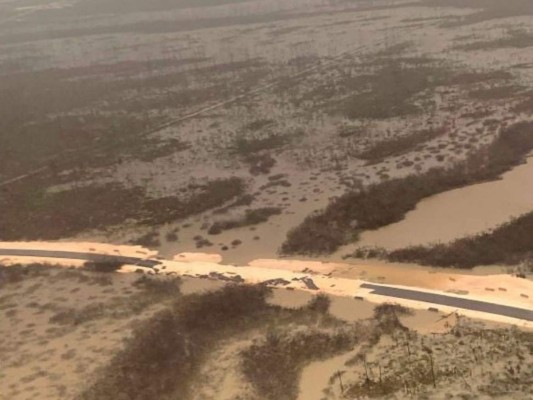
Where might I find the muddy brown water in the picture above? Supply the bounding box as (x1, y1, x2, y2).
(357, 155, 533, 250)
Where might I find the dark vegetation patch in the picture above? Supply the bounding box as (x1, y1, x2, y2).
(0, 177, 245, 240)
(282, 121, 533, 255)
(213, 194, 255, 214)
(513, 93, 533, 114)
(335, 55, 511, 120)
(339, 125, 366, 138)
(129, 231, 161, 248)
(358, 126, 446, 162)
(132, 274, 182, 297)
(0, 113, 160, 181)
(208, 207, 282, 235)
(49, 303, 107, 326)
(231, 134, 289, 155)
(339, 61, 449, 120)
(0, 57, 263, 181)
(385, 212, 533, 268)
(246, 153, 277, 175)
(469, 85, 525, 101)
(455, 29, 533, 51)
(72, 0, 254, 15)
(0, 263, 51, 286)
(78, 285, 349, 400)
(422, 0, 533, 26)
(75, 283, 379, 400)
(241, 329, 356, 400)
(83, 261, 124, 273)
(49, 275, 182, 326)
(447, 70, 512, 86)
(242, 119, 275, 132)
(260, 179, 292, 190)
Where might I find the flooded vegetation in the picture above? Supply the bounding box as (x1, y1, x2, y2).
(283, 122, 533, 255)
(1, 0, 532, 263)
(384, 211, 533, 268)
(5, 265, 531, 400)
(2, 0, 533, 399)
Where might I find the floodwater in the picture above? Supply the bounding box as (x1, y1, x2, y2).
(297, 347, 360, 400)
(356, 155, 533, 250)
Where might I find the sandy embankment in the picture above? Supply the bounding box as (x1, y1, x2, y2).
(1, 241, 531, 329)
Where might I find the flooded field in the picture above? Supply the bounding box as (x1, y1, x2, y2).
(3, 0, 533, 399)
(1, 0, 532, 269)
(355, 154, 533, 250)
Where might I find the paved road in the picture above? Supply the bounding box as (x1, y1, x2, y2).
(361, 283, 533, 322)
(0, 249, 160, 268)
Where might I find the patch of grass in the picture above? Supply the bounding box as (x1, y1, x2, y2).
(208, 207, 283, 234)
(282, 121, 533, 255)
(386, 211, 533, 268)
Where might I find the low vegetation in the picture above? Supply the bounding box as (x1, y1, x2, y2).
(340, 61, 449, 120)
(358, 127, 445, 162)
(231, 134, 289, 155)
(83, 261, 124, 273)
(385, 212, 533, 268)
(455, 29, 533, 51)
(78, 285, 362, 400)
(0, 177, 245, 240)
(0, 263, 51, 285)
(242, 329, 357, 400)
(345, 320, 533, 399)
(79, 285, 269, 400)
(282, 121, 533, 255)
(208, 207, 282, 234)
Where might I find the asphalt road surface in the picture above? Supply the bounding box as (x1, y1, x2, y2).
(0, 248, 161, 268)
(361, 283, 533, 321)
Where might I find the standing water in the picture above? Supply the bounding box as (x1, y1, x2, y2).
(357, 156, 533, 250)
